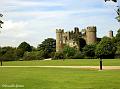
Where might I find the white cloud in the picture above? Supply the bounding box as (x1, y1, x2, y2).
(0, 0, 119, 47)
(14, 1, 64, 7)
(1, 20, 30, 39)
(2, 20, 28, 30)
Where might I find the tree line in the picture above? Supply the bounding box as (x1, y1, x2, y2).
(0, 38, 55, 61)
(54, 28, 120, 59)
(0, 29, 120, 61)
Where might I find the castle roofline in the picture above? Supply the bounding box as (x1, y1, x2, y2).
(56, 29, 64, 33)
(86, 26, 97, 32)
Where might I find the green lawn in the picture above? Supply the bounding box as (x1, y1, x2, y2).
(2, 59, 120, 66)
(0, 67, 120, 89)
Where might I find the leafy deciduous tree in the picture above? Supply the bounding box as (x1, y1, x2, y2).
(82, 44, 96, 58)
(37, 38, 56, 58)
(95, 37, 116, 59)
(18, 42, 32, 52)
(63, 45, 77, 58)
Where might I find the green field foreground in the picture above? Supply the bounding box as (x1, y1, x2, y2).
(1, 59, 120, 89)
(2, 59, 120, 66)
(0, 67, 120, 89)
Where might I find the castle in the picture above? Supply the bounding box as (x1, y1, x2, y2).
(56, 26, 113, 52)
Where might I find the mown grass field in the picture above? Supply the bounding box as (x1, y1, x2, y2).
(2, 59, 120, 66)
(0, 59, 120, 89)
(0, 67, 120, 89)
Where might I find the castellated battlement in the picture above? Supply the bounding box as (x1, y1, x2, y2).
(86, 26, 97, 45)
(56, 26, 113, 52)
(86, 26, 97, 32)
(56, 29, 64, 33)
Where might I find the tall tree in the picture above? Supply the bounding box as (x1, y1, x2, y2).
(104, 0, 120, 23)
(0, 13, 3, 66)
(115, 7, 120, 22)
(116, 29, 120, 41)
(0, 47, 17, 61)
(18, 42, 32, 52)
(37, 38, 56, 58)
(83, 44, 96, 58)
(95, 37, 116, 59)
(115, 29, 120, 57)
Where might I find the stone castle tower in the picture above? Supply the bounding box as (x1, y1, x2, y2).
(108, 30, 113, 38)
(56, 26, 97, 52)
(56, 26, 113, 52)
(86, 26, 97, 44)
(56, 29, 64, 52)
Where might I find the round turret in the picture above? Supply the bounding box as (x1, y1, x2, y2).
(108, 30, 113, 38)
(86, 26, 97, 44)
(86, 26, 96, 32)
(56, 29, 64, 52)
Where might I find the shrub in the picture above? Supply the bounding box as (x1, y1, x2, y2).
(1, 50, 17, 61)
(53, 52, 64, 60)
(63, 45, 77, 59)
(15, 48, 25, 58)
(73, 51, 84, 59)
(23, 50, 46, 61)
(23, 52, 36, 61)
(82, 44, 96, 58)
(0, 47, 17, 61)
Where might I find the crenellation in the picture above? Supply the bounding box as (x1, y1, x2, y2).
(74, 27, 79, 34)
(56, 26, 113, 52)
(56, 29, 64, 33)
(86, 26, 97, 45)
(86, 26, 96, 32)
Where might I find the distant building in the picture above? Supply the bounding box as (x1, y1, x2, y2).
(56, 26, 113, 52)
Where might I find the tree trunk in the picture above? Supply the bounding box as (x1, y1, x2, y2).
(1, 60, 2, 66)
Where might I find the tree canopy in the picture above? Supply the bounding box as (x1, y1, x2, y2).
(116, 29, 120, 42)
(37, 38, 56, 58)
(95, 37, 116, 58)
(18, 42, 32, 52)
(83, 44, 96, 58)
(63, 45, 77, 58)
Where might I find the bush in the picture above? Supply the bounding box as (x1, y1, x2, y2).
(23, 50, 46, 61)
(1, 50, 17, 61)
(0, 47, 17, 61)
(52, 52, 64, 60)
(82, 44, 96, 58)
(63, 45, 77, 59)
(23, 52, 36, 61)
(15, 48, 25, 58)
(49, 52, 55, 58)
(73, 51, 84, 59)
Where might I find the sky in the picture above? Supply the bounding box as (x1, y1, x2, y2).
(0, 0, 120, 47)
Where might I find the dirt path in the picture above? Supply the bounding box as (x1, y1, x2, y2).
(0, 66, 120, 70)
